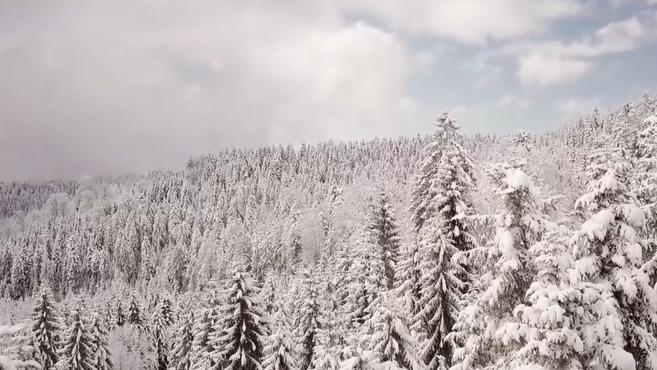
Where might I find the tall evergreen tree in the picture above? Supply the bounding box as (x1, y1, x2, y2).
(571, 148, 657, 369)
(170, 311, 194, 370)
(209, 269, 268, 370)
(116, 301, 125, 327)
(56, 309, 94, 370)
(151, 297, 174, 370)
(128, 294, 143, 326)
(367, 294, 423, 370)
(413, 113, 476, 370)
(89, 312, 113, 370)
(263, 307, 297, 370)
(452, 165, 547, 369)
(30, 287, 61, 369)
(296, 270, 322, 370)
(410, 111, 455, 232)
(499, 227, 585, 369)
(369, 191, 402, 290)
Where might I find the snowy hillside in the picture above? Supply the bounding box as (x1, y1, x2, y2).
(1, 96, 657, 369)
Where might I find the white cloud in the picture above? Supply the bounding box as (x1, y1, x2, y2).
(517, 15, 655, 86)
(518, 54, 593, 86)
(557, 96, 601, 121)
(338, 0, 585, 44)
(498, 93, 532, 110)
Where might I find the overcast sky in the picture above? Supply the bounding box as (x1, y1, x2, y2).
(1, 0, 656, 181)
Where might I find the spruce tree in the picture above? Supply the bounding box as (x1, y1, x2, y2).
(263, 307, 297, 370)
(367, 294, 423, 370)
(56, 309, 94, 370)
(128, 294, 143, 326)
(209, 269, 268, 370)
(452, 165, 546, 369)
(571, 148, 657, 369)
(151, 298, 174, 370)
(30, 287, 61, 369)
(190, 292, 219, 369)
(500, 227, 585, 369)
(369, 191, 402, 290)
(413, 113, 476, 370)
(296, 269, 322, 370)
(411, 111, 455, 232)
(116, 301, 125, 327)
(89, 312, 113, 370)
(346, 231, 387, 353)
(395, 239, 422, 326)
(170, 311, 194, 370)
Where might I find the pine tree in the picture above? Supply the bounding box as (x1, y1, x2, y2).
(345, 231, 383, 329)
(160, 297, 175, 326)
(170, 311, 194, 370)
(128, 294, 143, 326)
(56, 309, 94, 370)
(190, 292, 219, 369)
(296, 270, 322, 370)
(116, 301, 125, 327)
(152, 298, 174, 370)
(411, 111, 456, 231)
(500, 227, 585, 369)
(395, 239, 422, 326)
(89, 312, 113, 370)
(452, 165, 546, 369)
(30, 287, 60, 369)
(369, 191, 402, 290)
(263, 307, 297, 370)
(367, 294, 423, 370)
(571, 148, 657, 369)
(413, 113, 476, 370)
(209, 269, 268, 370)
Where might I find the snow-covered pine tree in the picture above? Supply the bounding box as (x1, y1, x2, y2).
(151, 297, 175, 370)
(263, 306, 297, 370)
(190, 308, 213, 369)
(345, 229, 385, 331)
(89, 312, 113, 370)
(209, 269, 268, 370)
(571, 148, 657, 369)
(116, 301, 125, 327)
(367, 293, 423, 370)
(313, 258, 349, 370)
(413, 112, 476, 370)
(295, 269, 322, 370)
(452, 164, 546, 369)
(170, 311, 194, 370)
(369, 191, 402, 290)
(160, 296, 175, 326)
(500, 227, 585, 369)
(30, 287, 60, 369)
(56, 308, 94, 370)
(395, 238, 422, 327)
(411, 111, 456, 232)
(260, 272, 278, 315)
(128, 294, 144, 326)
(635, 114, 657, 246)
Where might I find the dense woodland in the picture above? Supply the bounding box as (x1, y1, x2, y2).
(1, 95, 657, 369)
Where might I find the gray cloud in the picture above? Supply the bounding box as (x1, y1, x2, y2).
(0, 1, 420, 181)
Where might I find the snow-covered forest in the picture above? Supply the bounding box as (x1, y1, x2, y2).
(1, 95, 657, 370)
